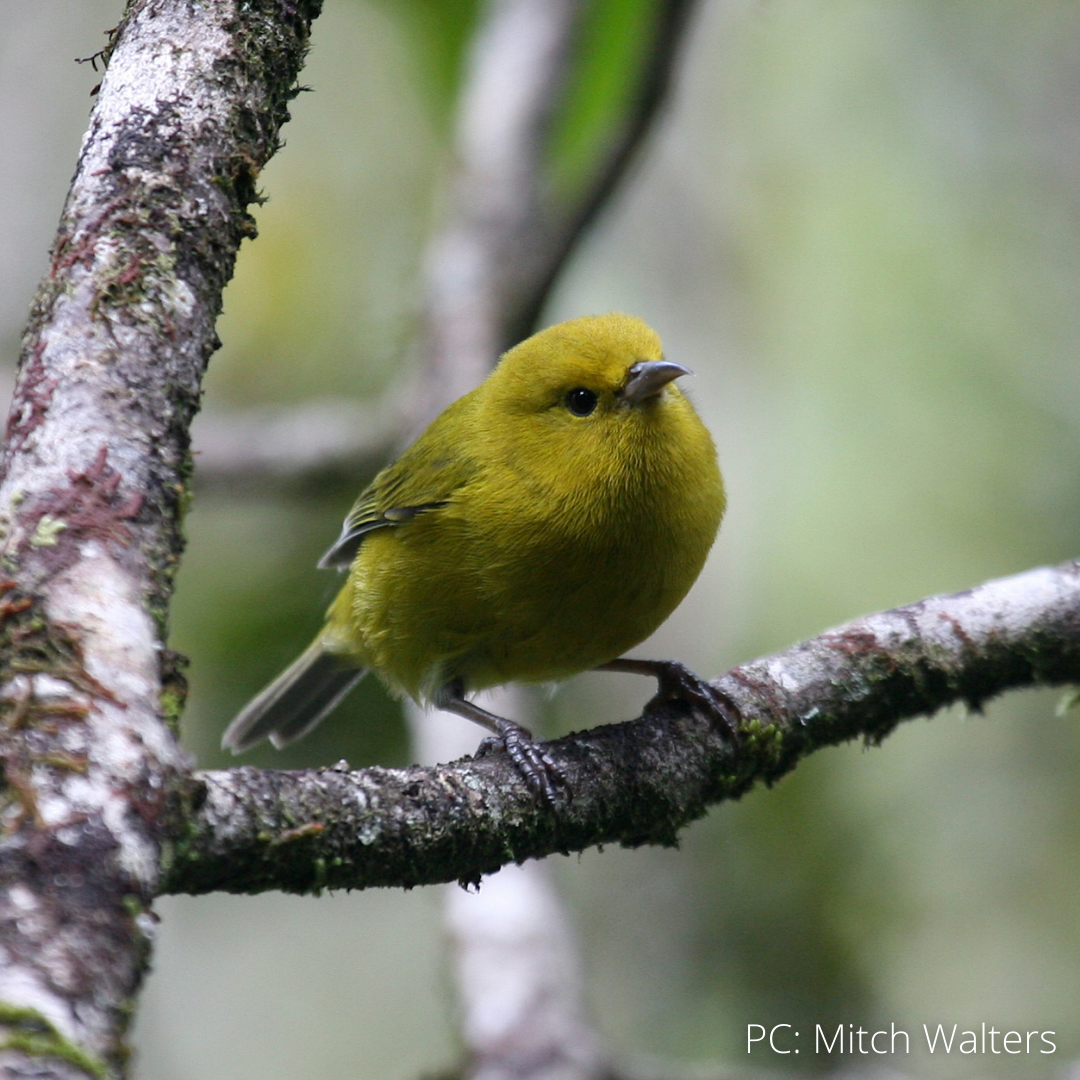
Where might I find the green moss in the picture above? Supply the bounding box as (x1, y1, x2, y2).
(741, 717, 785, 766)
(158, 688, 183, 736)
(0, 1002, 110, 1080)
(0, 599, 84, 686)
(29, 516, 66, 548)
(158, 650, 189, 738)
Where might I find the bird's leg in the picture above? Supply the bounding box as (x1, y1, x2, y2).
(596, 658, 741, 743)
(434, 681, 566, 804)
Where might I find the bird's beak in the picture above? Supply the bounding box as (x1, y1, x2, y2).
(620, 360, 692, 405)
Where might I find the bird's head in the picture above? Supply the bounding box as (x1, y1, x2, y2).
(486, 312, 692, 425)
(477, 312, 714, 501)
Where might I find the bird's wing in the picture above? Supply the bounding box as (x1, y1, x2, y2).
(317, 492, 448, 570)
(318, 422, 479, 570)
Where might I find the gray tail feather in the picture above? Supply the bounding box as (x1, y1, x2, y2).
(221, 641, 368, 754)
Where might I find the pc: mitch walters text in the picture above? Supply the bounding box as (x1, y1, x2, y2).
(748, 1023, 1056, 1056)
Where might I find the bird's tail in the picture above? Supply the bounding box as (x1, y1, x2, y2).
(221, 640, 368, 754)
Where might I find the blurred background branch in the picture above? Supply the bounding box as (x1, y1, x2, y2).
(416, 0, 697, 426)
(191, 397, 395, 489)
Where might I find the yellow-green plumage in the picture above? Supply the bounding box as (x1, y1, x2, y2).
(223, 312, 724, 757)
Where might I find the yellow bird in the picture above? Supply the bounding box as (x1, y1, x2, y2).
(222, 313, 731, 799)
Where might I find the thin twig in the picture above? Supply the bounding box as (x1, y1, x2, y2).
(509, 0, 699, 345)
(414, 0, 700, 434)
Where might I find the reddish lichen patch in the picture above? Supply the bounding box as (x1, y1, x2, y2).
(937, 610, 975, 649)
(822, 627, 880, 659)
(0, 594, 115, 834)
(2, 341, 58, 465)
(20, 448, 144, 567)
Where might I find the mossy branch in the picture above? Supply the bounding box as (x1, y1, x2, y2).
(0, 2, 322, 1075)
(160, 559, 1080, 896)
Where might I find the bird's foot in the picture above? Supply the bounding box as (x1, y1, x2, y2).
(648, 660, 741, 742)
(477, 719, 566, 806)
(437, 681, 568, 805)
(598, 658, 741, 743)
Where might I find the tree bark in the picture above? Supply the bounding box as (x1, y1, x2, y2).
(0, 1, 321, 1075)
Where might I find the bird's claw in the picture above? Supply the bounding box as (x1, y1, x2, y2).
(645, 660, 741, 744)
(480, 721, 567, 806)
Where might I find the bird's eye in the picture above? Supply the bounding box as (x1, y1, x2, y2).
(565, 388, 598, 416)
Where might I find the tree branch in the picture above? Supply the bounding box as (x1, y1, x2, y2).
(190, 398, 392, 489)
(443, 861, 606, 1080)
(414, 0, 699, 434)
(508, 0, 699, 346)
(0, 1, 321, 1075)
(161, 559, 1080, 897)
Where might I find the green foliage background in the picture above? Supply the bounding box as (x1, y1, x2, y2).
(2, 1, 1080, 1077)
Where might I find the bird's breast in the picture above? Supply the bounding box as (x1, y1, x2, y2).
(344, 404, 723, 698)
